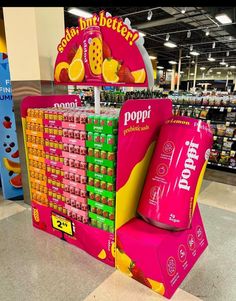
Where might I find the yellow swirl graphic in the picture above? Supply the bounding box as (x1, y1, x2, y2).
(116, 142, 155, 230)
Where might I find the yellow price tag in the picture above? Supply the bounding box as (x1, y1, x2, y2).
(51, 212, 73, 236)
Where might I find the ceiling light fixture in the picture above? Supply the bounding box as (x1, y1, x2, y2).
(166, 33, 170, 41)
(230, 65, 236, 69)
(200, 67, 206, 70)
(187, 30, 191, 38)
(147, 10, 153, 21)
(68, 8, 93, 18)
(149, 55, 157, 60)
(217, 71, 221, 74)
(190, 73, 194, 76)
(212, 42, 216, 48)
(181, 7, 186, 14)
(167, 69, 172, 72)
(205, 28, 210, 36)
(208, 57, 216, 62)
(157, 66, 164, 69)
(226, 64, 229, 67)
(190, 50, 200, 56)
(186, 54, 191, 58)
(180, 71, 184, 74)
(220, 59, 226, 65)
(164, 41, 177, 48)
(215, 13, 232, 25)
(191, 60, 195, 64)
(190, 45, 193, 51)
(226, 51, 230, 56)
(169, 60, 177, 65)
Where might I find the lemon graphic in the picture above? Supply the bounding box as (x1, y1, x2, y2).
(131, 68, 146, 83)
(72, 45, 83, 61)
(147, 278, 165, 295)
(98, 249, 107, 260)
(116, 249, 132, 276)
(102, 58, 119, 83)
(68, 59, 85, 82)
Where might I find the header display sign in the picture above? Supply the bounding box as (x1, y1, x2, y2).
(54, 11, 154, 88)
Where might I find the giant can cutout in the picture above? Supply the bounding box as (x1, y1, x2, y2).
(54, 11, 154, 88)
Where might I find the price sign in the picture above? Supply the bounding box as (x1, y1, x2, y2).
(51, 212, 73, 236)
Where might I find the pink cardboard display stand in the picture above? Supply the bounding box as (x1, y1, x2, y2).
(116, 205, 208, 298)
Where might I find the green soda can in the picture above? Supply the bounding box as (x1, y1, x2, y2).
(87, 115, 94, 124)
(87, 132, 93, 141)
(97, 221, 103, 229)
(93, 115, 100, 125)
(100, 133, 106, 144)
(93, 133, 100, 143)
(100, 116, 106, 126)
(107, 117, 117, 127)
(103, 223, 109, 231)
(107, 134, 115, 145)
(91, 219, 97, 227)
(109, 225, 115, 233)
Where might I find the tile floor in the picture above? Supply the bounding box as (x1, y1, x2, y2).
(0, 169, 235, 301)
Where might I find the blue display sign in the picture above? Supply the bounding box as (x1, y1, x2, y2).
(0, 53, 23, 199)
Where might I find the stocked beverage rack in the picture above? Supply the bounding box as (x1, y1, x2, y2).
(171, 95, 236, 173)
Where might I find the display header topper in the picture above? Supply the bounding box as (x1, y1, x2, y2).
(54, 11, 154, 88)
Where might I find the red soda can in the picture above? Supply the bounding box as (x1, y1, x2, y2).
(63, 129, 68, 137)
(80, 131, 87, 140)
(69, 144, 74, 153)
(74, 160, 80, 168)
(80, 147, 87, 155)
(63, 144, 69, 152)
(83, 26, 103, 82)
(69, 173, 75, 181)
(74, 130, 80, 139)
(69, 159, 75, 167)
(80, 190, 87, 198)
(75, 187, 80, 196)
(64, 158, 69, 166)
(75, 174, 80, 182)
(80, 114, 87, 124)
(80, 162, 87, 170)
(74, 145, 80, 154)
(68, 130, 74, 138)
(80, 175, 87, 184)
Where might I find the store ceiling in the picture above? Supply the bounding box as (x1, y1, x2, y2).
(64, 7, 236, 72)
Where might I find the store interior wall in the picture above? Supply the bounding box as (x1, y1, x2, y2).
(3, 7, 67, 204)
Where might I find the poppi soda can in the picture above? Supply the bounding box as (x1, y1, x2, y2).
(83, 26, 103, 82)
(137, 116, 213, 231)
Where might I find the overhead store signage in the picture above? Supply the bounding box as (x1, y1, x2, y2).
(54, 11, 154, 88)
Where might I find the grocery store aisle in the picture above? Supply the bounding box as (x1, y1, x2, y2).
(0, 175, 236, 301)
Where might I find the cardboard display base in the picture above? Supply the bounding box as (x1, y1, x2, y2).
(116, 205, 207, 299)
(32, 201, 115, 267)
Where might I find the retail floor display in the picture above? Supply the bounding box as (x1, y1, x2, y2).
(21, 96, 210, 299)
